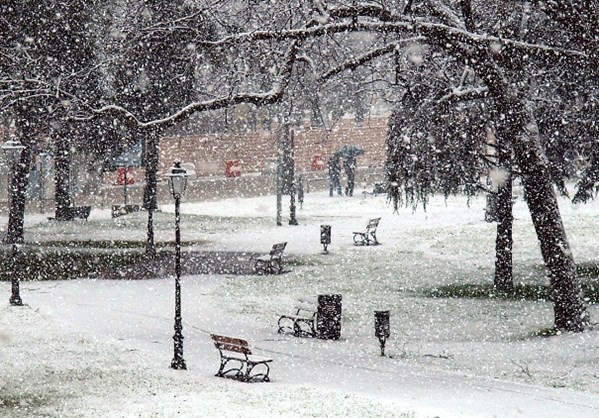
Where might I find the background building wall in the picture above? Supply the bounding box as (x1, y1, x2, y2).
(1, 116, 389, 213)
(159, 116, 388, 176)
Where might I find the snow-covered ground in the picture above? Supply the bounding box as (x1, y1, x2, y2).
(2, 187, 599, 417)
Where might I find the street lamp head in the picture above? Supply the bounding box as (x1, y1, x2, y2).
(1, 140, 26, 165)
(167, 160, 189, 199)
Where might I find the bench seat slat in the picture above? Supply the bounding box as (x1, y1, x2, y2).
(294, 302, 317, 312)
(221, 350, 273, 363)
(280, 313, 315, 321)
(216, 342, 251, 354)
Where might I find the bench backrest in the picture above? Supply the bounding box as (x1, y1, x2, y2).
(211, 334, 252, 355)
(269, 242, 287, 258)
(294, 298, 317, 317)
(366, 218, 380, 231)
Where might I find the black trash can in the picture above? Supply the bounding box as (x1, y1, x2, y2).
(320, 225, 331, 253)
(374, 310, 390, 356)
(374, 310, 390, 340)
(317, 294, 342, 340)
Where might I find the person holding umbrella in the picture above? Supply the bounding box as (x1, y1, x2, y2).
(336, 145, 363, 197)
(327, 154, 343, 197)
(343, 155, 357, 196)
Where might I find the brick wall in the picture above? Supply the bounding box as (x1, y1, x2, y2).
(1, 116, 390, 213)
(159, 116, 389, 176)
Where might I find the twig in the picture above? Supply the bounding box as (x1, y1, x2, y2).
(511, 359, 534, 380)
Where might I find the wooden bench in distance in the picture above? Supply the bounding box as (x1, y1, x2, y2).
(111, 204, 140, 219)
(352, 217, 381, 246)
(254, 242, 287, 274)
(211, 334, 273, 383)
(277, 297, 318, 338)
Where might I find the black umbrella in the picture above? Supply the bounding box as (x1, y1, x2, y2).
(336, 144, 364, 159)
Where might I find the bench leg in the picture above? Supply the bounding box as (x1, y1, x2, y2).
(293, 321, 303, 337)
(216, 356, 244, 380)
(270, 259, 283, 274)
(254, 260, 267, 274)
(246, 361, 271, 383)
(353, 233, 366, 246)
(369, 232, 379, 245)
(294, 319, 316, 338)
(277, 316, 293, 334)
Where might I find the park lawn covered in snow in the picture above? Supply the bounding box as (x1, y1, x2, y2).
(2, 188, 599, 417)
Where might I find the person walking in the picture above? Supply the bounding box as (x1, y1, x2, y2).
(327, 155, 342, 197)
(297, 174, 304, 209)
(343, 156, 356, 196)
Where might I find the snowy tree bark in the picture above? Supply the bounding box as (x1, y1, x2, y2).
(513, 120, 585, 330)
(473, 57, 586, 330)
(493, 144, 514, 293)
(3, 117, 31, 244)
(53, 132, 73, 222)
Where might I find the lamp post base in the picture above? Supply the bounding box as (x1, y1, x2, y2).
(9, 242, 23, 306)
(171, 327, 186, 370)
(9, 295, 23, 306)
(171, 357, 187, 370)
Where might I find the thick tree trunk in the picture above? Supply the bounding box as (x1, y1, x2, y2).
(54, 132, 73, 221)
(494, 147, 514, 293)
(512, 122, 586, 331)
(469, 56, 587, 331)
(143, 129, 160, 258)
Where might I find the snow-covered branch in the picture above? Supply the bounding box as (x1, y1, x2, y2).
(438, 86, 489, 103)
(88, 41, 299, 129)
(202, 11, 589, 67)
(318, 37, 423, 82)
(424, 0, 465, 29)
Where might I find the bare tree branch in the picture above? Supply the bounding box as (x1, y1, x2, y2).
(438, 86, 489, 103)
(201, 14, 588, 67)
(86, 41, 299, 129)
(318, 37, 423, 82)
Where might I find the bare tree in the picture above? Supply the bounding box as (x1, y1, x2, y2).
(172, 0, 591, 331)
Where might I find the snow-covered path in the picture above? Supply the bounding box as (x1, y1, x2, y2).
(10, 275, 599, 418)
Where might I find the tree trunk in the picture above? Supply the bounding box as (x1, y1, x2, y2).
(143, 129, 160, 258)
(494, 146, 514, 293)
(3, 122, 31, 244)
(469, 55, 587, 331)
(54, 131, 73, 221)
(512, 121, 586, 331)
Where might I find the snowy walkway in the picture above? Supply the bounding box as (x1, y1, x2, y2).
(5, 276, 599, 418)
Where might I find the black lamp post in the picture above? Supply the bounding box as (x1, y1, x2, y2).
(2, 139, 26, 306)
(166, 161, 189, 370)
